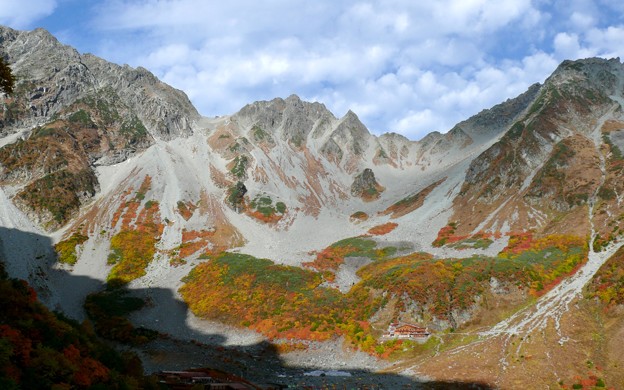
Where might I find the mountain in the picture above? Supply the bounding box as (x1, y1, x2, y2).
(1, 25, 624, 388)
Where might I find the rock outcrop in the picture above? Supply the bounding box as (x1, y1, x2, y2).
(351, 168, 383, 201)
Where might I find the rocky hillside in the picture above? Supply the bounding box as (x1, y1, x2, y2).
(0, 26, 199, 228)
(2, 26, 624, 388)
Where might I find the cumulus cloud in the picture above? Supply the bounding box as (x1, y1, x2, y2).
(57, 1, 624, 139)
(0, 0, 57, 28)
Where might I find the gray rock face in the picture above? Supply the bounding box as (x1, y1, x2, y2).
(351, 168, 380, 197)
(551, 57, 622, 95)
(234, 94, 336, 146)
(328, 110, 370, 156)
(0, 26, 199, 141)
(449, 82, 541, 141)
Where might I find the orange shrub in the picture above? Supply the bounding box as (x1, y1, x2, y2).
(367, 222, 398, 235)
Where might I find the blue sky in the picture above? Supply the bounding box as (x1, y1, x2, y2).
(2, 0, 624, 140)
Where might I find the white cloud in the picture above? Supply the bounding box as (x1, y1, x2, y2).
(586, 26, 624, 58)
(58, 1, 622, 140)
(0, 0, 57, 28)
(570, 12, 595, 30)
(554, 33, 586, 59)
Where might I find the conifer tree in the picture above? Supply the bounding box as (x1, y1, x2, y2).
(0, 57, 15, 95)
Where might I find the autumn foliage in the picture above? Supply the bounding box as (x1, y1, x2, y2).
(107, 176, 164, 284)
(587, 245, 624, 305)
(180, 233, 588, 355)
(0, 263, 146, 388)
(367, 222, 398, 235)
(180, 252, 384, 350)
(54, 232, 88, 265)
(432, 222, 467, 247)
(303, 237, 397, 272)
(245, 194, 287, 224)
(382, 178, 446, 218)
(176, 200, 197, 220)
(178, 229, 216, 258)
(350, 211, 369, 222)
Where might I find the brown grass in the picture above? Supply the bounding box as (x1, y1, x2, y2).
(601, 119, 624, 133)
(382, 178, 446, 218)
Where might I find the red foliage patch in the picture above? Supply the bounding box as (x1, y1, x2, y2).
(432, 223, 469, 247)
(177, 200, 197, 221)
(246, 209, 283, 224)
(502, 232, 534, 254)
(179, 229, 215, 258)
(303, 247, 348, 272)
(367, 222, 398, 236)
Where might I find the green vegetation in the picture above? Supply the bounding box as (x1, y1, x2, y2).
(227, 181, 247, 211)
(54, 232, 88, 265)
(230, 155, 248, 179)
(366, 187, 379, 196)
(597, 186, 616, 201)
(249, 194, 285, 217)
(330, 237, 397, 260)
(536, 140, 575, 187)
(304, 236, 399, 273)
(245, 193, 288, 222)
(588, 245, 624, 304)
(107, 178, 163, 285)
(251, 124, 271, 143)
(432, 223, 458, 247)
(84, 286, 157, 345)
(449, 236, 494, 250)
(602, 133, 623, 160)
(180, 252, 382, 347)
(76, 88, 122, 125)
(67, 109, 95, 127)
(228, 137, 250, 153)
(17, 169, 97, 226)
(0, 57, 15, 95)
(291, 134, 304, 147)
(120, 116, 148, 145)
(31, 126, 58, 138)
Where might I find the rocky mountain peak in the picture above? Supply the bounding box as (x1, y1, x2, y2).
(234, 94, 336, 146)
(0, 25, 199, 141)
(547, 57, 623, 96)
(330, 109, 371, 154)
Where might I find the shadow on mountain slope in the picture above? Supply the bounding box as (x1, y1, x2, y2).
(0, 226, 495, 389)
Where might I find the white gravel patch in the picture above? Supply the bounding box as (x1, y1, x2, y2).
(327, 256, 373, 293)
(281, 338, 386, 371)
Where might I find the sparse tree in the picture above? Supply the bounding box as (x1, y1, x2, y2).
(0, 57, 15, 95)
